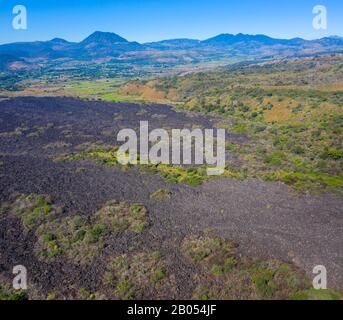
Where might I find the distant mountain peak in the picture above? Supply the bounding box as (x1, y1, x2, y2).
(202, 33, 308, 46)
(80, 31, 128, 45)
(49, 38, 69, 44)
(328, 35, 342, 38)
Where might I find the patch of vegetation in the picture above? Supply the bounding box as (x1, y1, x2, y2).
(122, 55, 343, 193)
(63, 79, 134, 102)
(181, 235, 311, 300)
(264, 151, 286, 166)
(54, 145, 120, 166)
(44, 141, 72, 149)
(1, 194, 60, 231)
(34, 215, 107, 264)
(0, 285, 28, 300)
(320, 147, 343, 160)
(152, 165, 208, 187)
(76, 288, 97, 300)
(55, 144, 243, 187)
(291, 288, 343, 300)
(181, 235, 228, 264)
(96, 201, 148, 234)
(37, 54, 343, 193)
(0, 126, 28, 138)
(261, 171, 343, 192)
(34, 200, 149, 264)
(150, 188, 171, 201)
(26, 123, 54, 138)
(103, 251, 167, 300)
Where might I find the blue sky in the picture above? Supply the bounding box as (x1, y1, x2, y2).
(0, 0, 342, 44)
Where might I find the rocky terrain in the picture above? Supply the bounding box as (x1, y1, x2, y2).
(0, 97, 342, 300)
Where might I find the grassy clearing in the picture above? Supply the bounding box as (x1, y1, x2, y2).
(63, 79, 137, 102)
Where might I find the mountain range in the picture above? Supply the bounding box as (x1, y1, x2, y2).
(1, 31, 343, 72)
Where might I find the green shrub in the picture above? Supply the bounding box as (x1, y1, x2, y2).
(265, 151, 286, 166)
(320, 148, 343, 160)
(292, 146, 305, 154)
(251, 268, 277, 297)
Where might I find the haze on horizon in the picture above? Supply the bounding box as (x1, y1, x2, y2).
(0, 0, 342, 45)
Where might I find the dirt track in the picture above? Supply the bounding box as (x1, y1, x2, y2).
(0, 97, 342, 298)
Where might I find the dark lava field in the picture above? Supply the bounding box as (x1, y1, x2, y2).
(0, 97, 342, 299)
